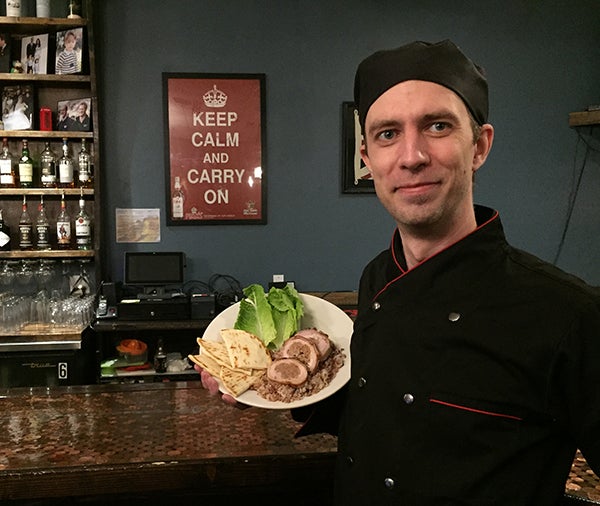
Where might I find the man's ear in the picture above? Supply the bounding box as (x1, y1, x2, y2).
(360, 141, 372, 173)
(473, 124, 494, 172)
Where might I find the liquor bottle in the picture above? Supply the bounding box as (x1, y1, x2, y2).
(58, 138, 75, 188)
(0, 138, 16, 188)
(0, 208, 10, 251)
(77, 138, 93, 187)
(40, 142, 57, 188)
(18, 139, 34, 188)
(18, 195, 33, 250)
(172, 176, 184, 219)
(56, 191, 72, 250)
(154, 338, 167, 373)
(35, 196, 51, 250)
(75, 189, 91, 250)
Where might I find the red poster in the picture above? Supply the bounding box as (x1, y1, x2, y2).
(163, 73, 266, 224)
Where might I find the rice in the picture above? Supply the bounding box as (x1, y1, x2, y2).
(253, 343, 346, 403)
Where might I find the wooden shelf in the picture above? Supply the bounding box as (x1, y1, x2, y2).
(569, 110, 600, 127)
(0, 73, 90, 83)
(0, 187, 93, 196)
(0, 16, 87, 35)
(0, 249, 95, 259)
(0, 130, 94, 138)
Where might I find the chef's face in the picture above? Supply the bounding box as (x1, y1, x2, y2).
(361, 80, 493, 235)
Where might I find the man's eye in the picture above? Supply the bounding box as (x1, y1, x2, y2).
(377, 130, 395, 140)
(430, 122, 449, 133)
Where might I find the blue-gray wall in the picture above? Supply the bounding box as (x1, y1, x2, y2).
(95, 0, 600, 291)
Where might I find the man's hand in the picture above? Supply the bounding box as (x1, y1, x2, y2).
(194, 364, 238, 406)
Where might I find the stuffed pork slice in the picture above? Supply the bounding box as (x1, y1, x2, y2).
(280, 336, 319, 373)
(294, 328, 332, 361)
(267, 358, 309, 386)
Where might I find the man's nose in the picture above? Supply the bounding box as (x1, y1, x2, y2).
(398, 131, 429, 171)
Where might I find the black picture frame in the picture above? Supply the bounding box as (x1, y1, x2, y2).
(56, 97, 92, 131)
(0, 33, 11, 73)
(1, 84, 34, 130)
(163, 72, 267, 225)
(341, 101, 374, 194)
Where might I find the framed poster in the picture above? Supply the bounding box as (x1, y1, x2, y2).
(163, 73, 267, 225)
(341, 101, 374, 194)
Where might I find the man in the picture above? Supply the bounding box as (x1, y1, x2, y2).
(200, 40, 600, 505)
(0, 34, 10, 73)
(56, 103, 74, 131)
(73, 101, 90, 131)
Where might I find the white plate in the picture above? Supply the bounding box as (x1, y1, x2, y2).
(202, 293, 353, 409)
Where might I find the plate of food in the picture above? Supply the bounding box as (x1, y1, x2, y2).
(190, 289, 353, 409)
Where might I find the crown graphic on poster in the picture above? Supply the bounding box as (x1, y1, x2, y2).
(203, 85, 228, 108)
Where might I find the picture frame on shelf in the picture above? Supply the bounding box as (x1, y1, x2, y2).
(0, 33, 10, 73)
(341, 101, 374, 194)
(163, 72, 267, 225)
(56, 97, 92, 131)
(21, 34, 49, 75)
(55, 27, 83, 75)
(1, 84, 34, 131)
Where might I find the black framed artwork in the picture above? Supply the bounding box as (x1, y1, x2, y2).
(341, 101, 374, 194)
(163, 73, 267, 225)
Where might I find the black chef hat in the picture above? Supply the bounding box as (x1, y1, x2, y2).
(354, 40, 488, 129)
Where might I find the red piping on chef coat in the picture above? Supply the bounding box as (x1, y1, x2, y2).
(374, 210, 500, 302)
(429, 398, 523, 422)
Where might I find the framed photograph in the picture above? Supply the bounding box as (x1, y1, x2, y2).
(21, 33, 49, 75)
(0, 34, 11, 73)
(55, 27, 83, 75)
(56, 97, 92, 131)
(341, 101, 374, 194)
(1, 84, 34, 130)
(163, 72, 267, 225)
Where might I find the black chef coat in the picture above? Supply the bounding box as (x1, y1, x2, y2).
(297, 205, 600, 506)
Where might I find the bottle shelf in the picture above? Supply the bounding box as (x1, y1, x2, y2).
(0, 130, 94, 139)
(0, 249, 95, 259)
(0, 188, 94, 196)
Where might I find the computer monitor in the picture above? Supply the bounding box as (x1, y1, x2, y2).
(124, 251, 185, 298)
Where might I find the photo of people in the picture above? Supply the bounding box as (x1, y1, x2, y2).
(56, 98, 92, 131)
(2, 85, 33, 130)
(21, 34, 49, 75)
(0, 34, 10, 73)
(55, 28, 83, 75)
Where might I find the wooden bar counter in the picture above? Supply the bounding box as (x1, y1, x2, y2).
(0, 381, 336, 505)
(0, 382, 598, 505)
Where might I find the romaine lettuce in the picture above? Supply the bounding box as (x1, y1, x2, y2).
(233, 283, 303, 350)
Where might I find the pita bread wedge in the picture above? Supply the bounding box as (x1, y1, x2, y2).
(196, 337, 253, 376)
(220, 328, 271, 370)
(220, 367, 264, 397)
(188, 352, 221, 378)
(197, 339, 231, 366)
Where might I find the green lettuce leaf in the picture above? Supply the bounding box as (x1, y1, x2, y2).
(233, 284, 277, 347)
(233, 283, 304, 350)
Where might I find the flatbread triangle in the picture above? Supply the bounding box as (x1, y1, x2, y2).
(220, 328, 271, 370)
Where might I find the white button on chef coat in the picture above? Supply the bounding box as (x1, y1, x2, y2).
(403, 393, 414, 404)
(384, 477, 395, 489)
(372, 301, 381, 311)
(448, 311, 461, 322)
